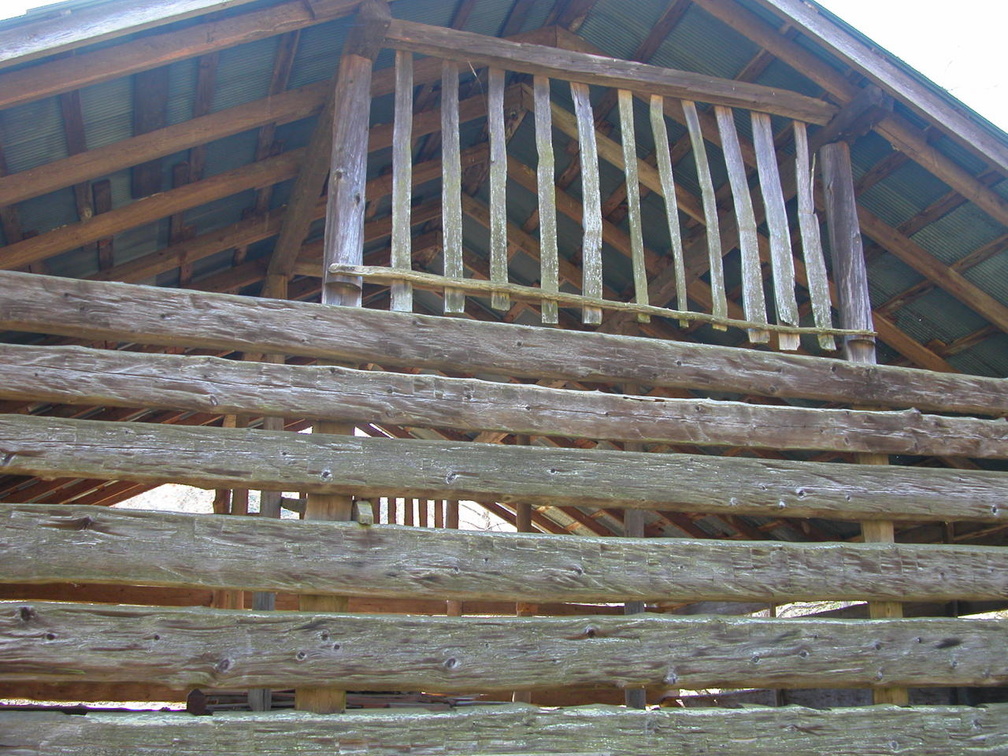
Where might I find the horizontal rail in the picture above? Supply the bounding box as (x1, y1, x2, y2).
(1, 344, 1005, 457)
(0, 272, 1004, 415)
(15, 702, 1008, 753)
(383, 19, 837, 124)
(3, 602, 1006, 690)
(4, 504, 1007, 603)
(331, 264, 872, 339)
(0, 415, 1004, 522)
(3, 705, 1008, 755)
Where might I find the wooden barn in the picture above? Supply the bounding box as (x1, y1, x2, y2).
(0, 0, 1006, 751)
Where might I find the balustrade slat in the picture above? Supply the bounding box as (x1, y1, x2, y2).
(752, 112, 801, 350)
(649, 94, 688, 325)
(794, 121, 837, 351)
(488, 67, 509, 311)
(682, 100, 728, 328)
(440, 61, 464, 314)
(571, 82, 603, 326)
(715, 105, 768, 343)
(390, 50, 414, 312)
(533, 75, 559, 325)
(618, 89, 650, 323)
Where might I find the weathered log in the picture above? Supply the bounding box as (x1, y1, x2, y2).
(3, 705, 1008, 755)
(1, 271, 1003, 416)
(2, 342, 1006, 458)
(3, 504, 1008, 603)
(0, 415, 1004, 523)
(2, 602, 1006, 690)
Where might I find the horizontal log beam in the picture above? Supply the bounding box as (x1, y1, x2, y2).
(0, 415, 1004, 522)
(1, 344, 1006, 458)
(0, 272, 1004, 416)
(3, 602, 1006, 689)
(3, 705, 1008, 754)
(385, 19, 836, 124)
(4, 504, 1008, 603)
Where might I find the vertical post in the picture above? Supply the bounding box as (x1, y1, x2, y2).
(298, 0, 390, 716)
(820, 140, 907, 707)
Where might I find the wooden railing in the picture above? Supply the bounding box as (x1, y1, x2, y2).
(323, 19, 874, 351)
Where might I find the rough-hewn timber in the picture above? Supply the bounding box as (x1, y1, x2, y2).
(3, 705, 1007, 755)
(0, 415, 1004, 523)
(1, 345, 1005, 457)
(2, 602, 1006, 689)
(0, 272, 1004, 416)
(3, 504, 1007, 603)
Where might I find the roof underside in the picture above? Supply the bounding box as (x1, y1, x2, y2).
(0, 0, 1006, 546)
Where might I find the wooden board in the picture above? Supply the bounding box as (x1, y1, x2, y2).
(3, 704, 1008, 755)
(3, 601, 1006, 690)
(384, 19, 836, 124)
(0, 415, 1005, 523)
(2, 344, 1006, 458)
(0, 272, 1004, 416)
(4, 503, 1008, 603)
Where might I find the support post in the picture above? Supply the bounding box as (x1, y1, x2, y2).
(821, 140, 907, 707)
(296, 0, 389, 716)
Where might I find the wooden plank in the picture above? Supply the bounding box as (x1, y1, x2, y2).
(682, 101, 728, 326)
(6, 344, 1007, 459)
(793, 121, 835, 351)
(752, 111, 800, 349)
(487, 68, 510, 311)
(440, 61, 465, 315)
(3, 601, 1006, 690)
(649, 95, 688, 319)
(389, 50, 414, 312)
(0, 0, 386, 112)
(571, 82, 603, 325)
(715, 105, 767, 343)
(0, 414, 1005, 523)
(131, 67, 171, 199)
(384, 19, 837, 124)
(11, 502, 1002, 605)
(533, 76, 560, 325)
(0, 150, 303, 272)
(1, 272, 1005, 417)
(618, 89, 649, 323)
(3, 705, 1007, 755)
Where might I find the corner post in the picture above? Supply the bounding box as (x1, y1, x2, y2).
(297, 0, 390, 716)
(821, 140, 908, 707)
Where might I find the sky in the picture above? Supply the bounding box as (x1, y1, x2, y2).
(0, 0, 1004, 131)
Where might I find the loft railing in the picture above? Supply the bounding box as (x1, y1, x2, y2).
(324, 16, 875, 352)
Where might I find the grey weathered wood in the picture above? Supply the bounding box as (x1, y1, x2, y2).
(683, 100, 727, 325)
(794, 122, 836, 351)
(649, 94, 688, 319)
(822, 141, 874, 359)
(571, 81, 603, 325)
(752, 111, 801, 350)
(533, 75, 559, 325)
(619, 89, 650, 323)
(0, 415, 1005, 523)
(3, 705, 1007, 755)
(441, 61, 465, 314)
(6, 503, 1006, 603)
(0, 272, 1004, 416)
(389, 49, 414, 312)
(2, 344, 1007, 458)
(384, 19, 837, 124)
(3, 601, 1005, 690)
(488, 67, 510, 311)
(715, 105, 767, 342)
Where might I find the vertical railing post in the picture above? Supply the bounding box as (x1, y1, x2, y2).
(298, 0, 390, 716)
(821, 140, 908, 707)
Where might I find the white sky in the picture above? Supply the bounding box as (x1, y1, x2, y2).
(0, 0, 1004, 131)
